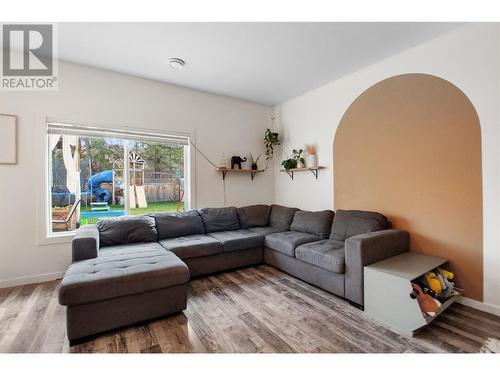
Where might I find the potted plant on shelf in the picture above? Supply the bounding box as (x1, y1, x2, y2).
(281, 157, 297, 171)
(264, 128, 280, 168)
(293, 148, 306, 168)
(248, 152, 261, 170)
(281, 149, 305, 170)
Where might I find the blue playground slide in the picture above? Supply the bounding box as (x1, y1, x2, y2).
(87, 170, 113, 202)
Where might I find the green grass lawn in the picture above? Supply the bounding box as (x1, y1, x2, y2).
(80, 201, 184, 225)
(130, 201, 184, 215)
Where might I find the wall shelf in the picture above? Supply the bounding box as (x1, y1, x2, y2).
(216, 167, 264, 181)
(280, 166, 325, 180)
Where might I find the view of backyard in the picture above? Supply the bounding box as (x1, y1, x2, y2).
(49, 134, 187, 233)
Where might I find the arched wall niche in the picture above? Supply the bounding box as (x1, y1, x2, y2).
(334, 73, 483, 300)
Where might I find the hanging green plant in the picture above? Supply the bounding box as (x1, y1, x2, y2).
(264, 128, 280, 164)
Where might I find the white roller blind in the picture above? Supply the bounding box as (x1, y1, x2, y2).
(47, 120, 189, 145)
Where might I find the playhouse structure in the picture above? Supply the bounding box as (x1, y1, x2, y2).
(111, 150, 148, 209)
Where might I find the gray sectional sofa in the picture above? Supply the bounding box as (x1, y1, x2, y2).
(59, 204, 409, 342)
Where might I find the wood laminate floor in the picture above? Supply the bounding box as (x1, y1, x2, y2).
(0, 265, 499, 353)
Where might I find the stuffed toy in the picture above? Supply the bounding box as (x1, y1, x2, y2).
(425, 272, 442, 295)
(438, 267, 454, 281)
(437, 278, 455, 301)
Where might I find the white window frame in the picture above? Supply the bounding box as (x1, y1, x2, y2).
(42, 118, 193, 242)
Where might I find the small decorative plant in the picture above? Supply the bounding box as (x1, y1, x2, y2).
(305, 144, 318, 168)
(264, 128, 280, 167)
(305, 144, 316, 156)
(248, 152, 261, 170)
(281, 158, 297, 170)
(292, 148, 305, 167)
(281, 149, 305, 170)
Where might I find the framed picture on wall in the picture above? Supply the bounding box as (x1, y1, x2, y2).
(0, 114, 17, 164)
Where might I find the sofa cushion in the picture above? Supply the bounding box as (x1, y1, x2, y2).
(264, 231, 321, 257)
(207, 229, 264, 252)
(98, 241, 162, 255)
(247, 226, 284, 236)
(238, 205, 271, 228)
(269, 204, 300, 231)
(159, 234, 223, 260)
(198, 206, 240, 233)
(295, 240, 345, 273)
(290, 210, 334, 239)
(153, 210, 205, 240)
(330, 210, 389, 242)
(97, 215, 157, 247)
(58, 242, 189, 306)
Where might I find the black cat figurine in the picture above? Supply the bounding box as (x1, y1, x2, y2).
(231, 156, 247, 169)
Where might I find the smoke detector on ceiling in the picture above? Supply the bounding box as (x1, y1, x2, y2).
(168, 58, 185, 70)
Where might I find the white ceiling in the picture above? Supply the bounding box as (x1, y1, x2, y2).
(57, 23, 462, 106)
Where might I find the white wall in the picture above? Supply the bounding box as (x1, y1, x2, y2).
(0, 61, 273, 287)
(273, 23, 500, 310)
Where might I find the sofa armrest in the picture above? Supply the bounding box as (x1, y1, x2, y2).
(72, 224, 100, 262)
(344, 229, 409, 305)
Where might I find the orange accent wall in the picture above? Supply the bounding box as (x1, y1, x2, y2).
(334, 74, 483, 300)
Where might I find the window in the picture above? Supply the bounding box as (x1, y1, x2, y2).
(47, 121, 189, 235)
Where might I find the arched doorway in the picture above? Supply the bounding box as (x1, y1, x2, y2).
(334, 73, 483, 300)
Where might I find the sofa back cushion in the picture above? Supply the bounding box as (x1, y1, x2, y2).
(269, 204, 300, 231)
(330, 209, 389, 242)
(238, 205, 271, 228)
(153, 210, 205, 240)
(97, 215, 157, 247)
(198, 206, 240, 233)
(290, 210, 334, 239)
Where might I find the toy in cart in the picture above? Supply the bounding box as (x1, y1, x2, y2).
(411, 267, 462, 317)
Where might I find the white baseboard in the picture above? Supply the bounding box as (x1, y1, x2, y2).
(458, 296, 500, 317)
(0, 271, 64, 289)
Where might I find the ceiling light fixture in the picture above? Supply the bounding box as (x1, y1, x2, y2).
(168, 58, 185, 70)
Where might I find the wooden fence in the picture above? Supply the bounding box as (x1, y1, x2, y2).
(144, 182, 180, 202)
(86, 173, 181, 204)
(143, 173, 180, 202)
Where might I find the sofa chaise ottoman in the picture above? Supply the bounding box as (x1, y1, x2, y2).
(58, 223, 190, 343)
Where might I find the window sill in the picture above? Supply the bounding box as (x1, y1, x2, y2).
(38, 232, 75, 246)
